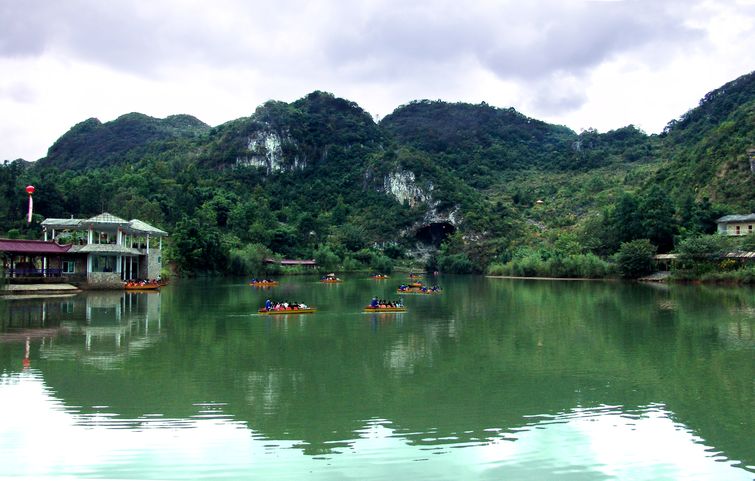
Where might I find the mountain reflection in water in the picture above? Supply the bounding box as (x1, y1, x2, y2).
(0, 277, 753, 480)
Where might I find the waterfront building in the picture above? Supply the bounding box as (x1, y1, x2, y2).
(1, 213, 166, 288)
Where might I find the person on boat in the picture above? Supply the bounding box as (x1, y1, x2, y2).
(371, 297, 379, 308)
(265, 299, 272, 311)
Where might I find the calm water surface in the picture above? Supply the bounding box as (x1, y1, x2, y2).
(1, 276, 753, 480)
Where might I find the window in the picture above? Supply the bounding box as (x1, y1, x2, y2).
(62, 261, 75, 274)
(92, 255, 117, 273)
(749, 225, 753, 233)
(735, 225, 740, 235)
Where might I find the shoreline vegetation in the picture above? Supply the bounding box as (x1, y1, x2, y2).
(1, 75, 753, 286)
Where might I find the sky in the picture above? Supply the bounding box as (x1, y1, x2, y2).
(1, 0, 753, 162)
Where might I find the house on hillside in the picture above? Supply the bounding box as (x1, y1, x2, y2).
(716, 214, 755, 236)
(1, 213, 167, 288)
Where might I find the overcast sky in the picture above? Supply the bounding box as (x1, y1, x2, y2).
(1, 0, 753, 161)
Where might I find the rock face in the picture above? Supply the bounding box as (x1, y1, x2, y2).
(236, 129, 305, 173)
(381, 169, 461, 252)
(383, 170, 433, 208)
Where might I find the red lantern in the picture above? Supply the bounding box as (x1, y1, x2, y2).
(25, 185, 35, 223)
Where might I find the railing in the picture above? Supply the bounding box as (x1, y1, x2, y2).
(6, 268, 64, 277)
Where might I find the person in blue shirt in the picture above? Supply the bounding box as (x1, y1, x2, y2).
(265, 299, 272, 310)
(370, 296, 379, 308)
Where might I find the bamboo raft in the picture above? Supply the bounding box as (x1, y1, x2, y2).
(258, 308, 317, 315)
(363, 306, 407, 313)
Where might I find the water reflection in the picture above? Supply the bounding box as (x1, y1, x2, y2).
(1, 370, 752, 480)
(1, 291, 162, 370)
(0, 278, 753, 479)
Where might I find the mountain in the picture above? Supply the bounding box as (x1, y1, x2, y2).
(655, 71, 755, 207)
(1, 71, 753, 274)
(39, 113, 210, 170)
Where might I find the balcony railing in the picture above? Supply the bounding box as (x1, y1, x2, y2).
(6, 268, 64, 277)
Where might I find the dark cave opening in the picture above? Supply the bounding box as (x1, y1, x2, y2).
(415, 222, 456, 247)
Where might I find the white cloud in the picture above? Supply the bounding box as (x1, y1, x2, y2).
(0, 0, 753, 160)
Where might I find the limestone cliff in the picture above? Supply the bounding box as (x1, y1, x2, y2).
(235, 128, 305, 173)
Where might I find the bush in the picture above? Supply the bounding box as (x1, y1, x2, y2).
(559, 253, 614, 278)
(736, 234, 755, 251)
(487, 253, 613, 278)
(438, 252, 476, 273)
(699, 266, 755, 284)
(487, 262, 508, 276)
(228, 243, 273, 276)
(674, 234, 731, 276)
(315, 245, 339, 272)
(341, 255, 362, 271)
(615, 239, 656, 279)
(370, 253, 394, 273)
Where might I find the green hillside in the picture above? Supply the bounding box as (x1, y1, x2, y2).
(39, 113, 210, 170)
(1, 71, 753, 276)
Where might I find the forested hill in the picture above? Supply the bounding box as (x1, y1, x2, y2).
(1, 71, 753, 275)
(653, 72, 755, 208)
(38, 113, 210, 170)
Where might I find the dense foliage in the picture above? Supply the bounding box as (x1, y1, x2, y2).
(1, 71, 753, 277)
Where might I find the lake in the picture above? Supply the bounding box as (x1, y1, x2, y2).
(1, 275, 753, 480)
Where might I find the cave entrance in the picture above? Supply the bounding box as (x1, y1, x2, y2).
(415, 222, 456, 247)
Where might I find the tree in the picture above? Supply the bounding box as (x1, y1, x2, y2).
(674, 234, 731, 275)
(168, 218, 228, 274)
(610, 193, 643, 245)
(639, 186, 677, 253)
(314, 244, 339, 272)
(615, 239, 656, 279)
(228, 243, 273, 275)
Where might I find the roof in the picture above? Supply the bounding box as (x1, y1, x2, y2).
(716, 214, 755, 223)
(86, 212, 129, 224)
(41, 218, 82, 229)
(264, 258, 317, 265)
(0, 239, 72, 254)
(280, 259, 317, 265)
(69, 244, 142, 255)
(128, 219, 168, 236)
(42, 213, 168, 237)
(724, 251, 755, 259)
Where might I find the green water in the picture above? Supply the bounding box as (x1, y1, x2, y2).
(1, 276, 753, 480)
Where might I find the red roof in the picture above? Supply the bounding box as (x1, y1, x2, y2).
(0, 239, 72, 254)
(280, 259, 317, 265)
(264, 258, 317, 265)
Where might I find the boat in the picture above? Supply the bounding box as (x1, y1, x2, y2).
(124, 282, 160, 291)
(363, 306, 406, 313)
(408, 273, 424, 279)
(396, 286, 442, 294)
(258, 307, 317, 315)
(249, 280, 279, 286)
(320, 273, 342, 283)
(371, 274, 390, 279)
